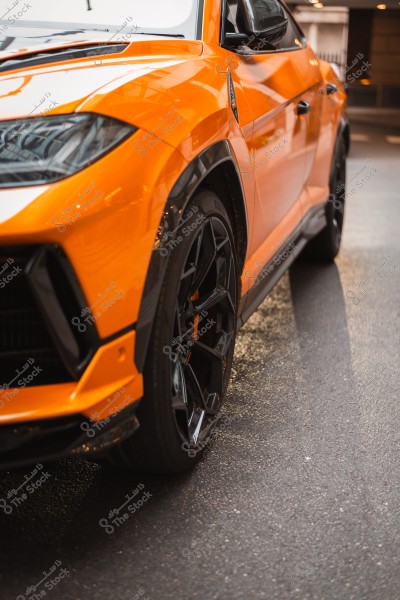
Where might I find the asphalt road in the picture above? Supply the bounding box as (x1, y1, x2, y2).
(1, 122, 399, 600)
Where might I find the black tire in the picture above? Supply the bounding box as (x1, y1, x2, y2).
(304, 136, 346, 262)
(109, 190, 238, 474)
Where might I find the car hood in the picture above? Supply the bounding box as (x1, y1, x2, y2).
(0, 25, 203, 124)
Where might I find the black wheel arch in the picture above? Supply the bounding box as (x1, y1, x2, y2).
(135, 140, 248, 372)
(329, 115, 349, 189)
(338, 114, 350, 157)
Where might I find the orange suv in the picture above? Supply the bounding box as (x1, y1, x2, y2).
(0, 0, 348, 473)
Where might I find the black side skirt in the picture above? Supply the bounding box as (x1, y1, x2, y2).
(237, 203, 327, 329)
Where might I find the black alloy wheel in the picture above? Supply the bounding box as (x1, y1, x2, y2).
(109, 190, 238, 473)
(171, 213, 237, 449)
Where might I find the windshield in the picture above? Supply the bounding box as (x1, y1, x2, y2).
(0, 0, 202, 40)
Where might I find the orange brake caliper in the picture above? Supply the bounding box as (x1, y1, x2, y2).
(190, 291, 200, 357)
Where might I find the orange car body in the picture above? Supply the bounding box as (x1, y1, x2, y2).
(0, 0, 347, 465)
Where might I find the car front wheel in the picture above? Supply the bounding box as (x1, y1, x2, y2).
(109, 190, 238, 473)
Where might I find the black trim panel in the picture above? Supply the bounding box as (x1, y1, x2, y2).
(0, 404, 140, 471)
(134, 139, 246, 372)
(25, 245, 98, 379)
(24, 245, 137, 380)
(0, 43, 128, 73)
(237, 203, 327, 328)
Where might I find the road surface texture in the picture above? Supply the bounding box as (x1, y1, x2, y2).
(0, 122, 399, 600)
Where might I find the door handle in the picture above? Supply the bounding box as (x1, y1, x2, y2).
(326, 83, 338, 95)
(296, 100, 311, 116)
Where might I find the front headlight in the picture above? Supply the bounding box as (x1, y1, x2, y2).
(0, 113, 137, 188)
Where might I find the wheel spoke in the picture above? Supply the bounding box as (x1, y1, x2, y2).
(204, 391, 220, 415)
(196, 330, 234, 361)
(215, 254, 227, 287)
(215, 236, 229, 252)
(195, 330, 234, 396)
(192, 284, 227, 315)
(172, 395, 188, 411)
(172, 361, 188, 411)
(184, 363, 208, 443)
(185, 362, 207, 411)
(180, 264, 196, 282)
(179, 264, 197, 305)
(188, 406, 206, 445)
(190, 222, 216, 294)
(169, 212, 237, 450)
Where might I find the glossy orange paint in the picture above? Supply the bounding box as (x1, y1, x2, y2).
(0, 0, 346, 426)
(0, 332, 143, 424)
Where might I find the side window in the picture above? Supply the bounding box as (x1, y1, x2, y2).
(224, 0, 305, 52)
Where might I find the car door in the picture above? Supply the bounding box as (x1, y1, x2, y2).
(223, 0, 322, 265)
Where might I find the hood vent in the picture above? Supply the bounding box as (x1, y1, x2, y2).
(0, 43, 128, 72)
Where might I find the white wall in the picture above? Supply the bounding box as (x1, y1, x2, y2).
(293, 7, 349, 78)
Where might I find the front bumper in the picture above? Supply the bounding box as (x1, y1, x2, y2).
(0, 244, 143, 470)
(0, 403, 140, 471)
(0, 333, 143, 470)
(0, 130, 188, 470)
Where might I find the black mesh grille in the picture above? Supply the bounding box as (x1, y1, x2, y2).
(0, 247, 73, 387)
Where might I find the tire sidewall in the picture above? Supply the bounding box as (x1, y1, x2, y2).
(327, 137, 347, 253)
(141, 190, 238, 472)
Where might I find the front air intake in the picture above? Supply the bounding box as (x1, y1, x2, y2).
(0, 246, 73, 387)
(0, 245, 100, 389)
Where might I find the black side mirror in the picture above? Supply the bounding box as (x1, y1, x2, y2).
(223, 32, 250, 49)
(239, 0, 288, 44)
(258, 19, 288, 43)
